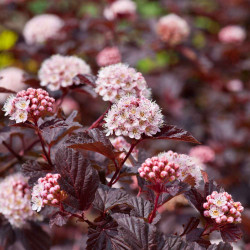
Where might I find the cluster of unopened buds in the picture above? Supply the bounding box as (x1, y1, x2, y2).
(95, 63, 149, 103)
(96, 47, 121, 67)
(189, 145, 215, 164)
(3, 88, 55, 123)
(203, 191, 244, 224)
(138, 156, 180, 183)
(104, 95, 163, 139)
(0, 173, 40, 228)
(31, 173, 67, 212)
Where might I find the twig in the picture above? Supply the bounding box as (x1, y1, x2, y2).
(2, 141, 22, 161)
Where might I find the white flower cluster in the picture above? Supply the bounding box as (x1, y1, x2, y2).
(104, 0, 136, 21)
(157, 14, 190, 45)
(95, 63, 150, 103)
(104, 95, 163, 139)
(38, 54, 91, 91)
(23, 14, 64, 45)
(158, 150, 204, 187)
(0, 173, 40, 228)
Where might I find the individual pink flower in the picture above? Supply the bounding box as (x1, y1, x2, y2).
(203, 191, 243, 224)
(227, 79, 243, 92)
(189, 145, 215, 163)
(38, 54, 91, 91)
(31, 173, 67, 212)
(138, 155, 180, 183)
(2, 88, 55, 123)
(156, 14, 190, 45)
(104, 95, 164, 139)
(95, 63, 150, 103)
(0, 173, 41, 228)
(0, 67, 26, 103)
(104, 0, 136, 21)
(111, 136, 138, 162)
(218, 25, 246, 44)
(158, 151, 204, 187)
(23, 14, 64, 45)
(96, 47, 121, 67)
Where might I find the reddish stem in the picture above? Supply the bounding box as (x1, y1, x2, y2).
(148, 192, 160, 223)
(2, 141, 22, 161)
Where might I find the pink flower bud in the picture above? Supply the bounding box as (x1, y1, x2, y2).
(39, 106, 45, 111)
(160, 171, 168, 178)
(54, 185, 60, 191)
(148, 172, 155, 178)
(222, 206, 228, 212)
(230, 208, 236, 214)
(235, 217, 242, 223)
(203, 203, 209, 209)
(41, 100, 47, 106)
(152, 166, 159, 172)
(237, 206, 244, 212)
(169, 176, 175, 181)
(43, 199, 48, 204)
(51, 199, 59, 205)
(47, 107, 53, 112)
(140, 172, 146, 178)
(47, 194, 54, 200)
(50, 187, 56, 193)
(164, 165, 170, 171)
(38, 94, 44, 100)
(204, 211, 210, 217)
(31, 104, 37, 110)
(45, 183, 51, 189)
(33, 110, 40, 116)
(227, 217, 234, 223)
(144, 167, 150, 173)
(215, 217, 222, 224)
(221, 215, 227, 222)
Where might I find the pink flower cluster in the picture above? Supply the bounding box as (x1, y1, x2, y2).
(0, 67, 26, 103)
(227, 79, 243, 92)
(0, 173, 40, 228)
(138, 155, 180, 183)
(3, 88, 55, 123)
(31, 173, 67, 212)
(203, 191, 244, 224)
(158, 151, 203, 187)
(111, 136, 138, 161)
(95, 63, 150, 103)
(104, 0, 136, 21)
(157, 14, 190, 45)
(96, 47, 121, 67)
(39, 54, 91, 91)
(218, 25, 246, 44)
(104, 96, 163, 139)
(189, 145, 215, 163)
(23, 14, 64, 45)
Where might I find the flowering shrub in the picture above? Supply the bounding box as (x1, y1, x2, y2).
(0, 0, 248, 249)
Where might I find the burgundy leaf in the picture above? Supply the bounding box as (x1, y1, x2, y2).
(143, 125, 200, 144)
(16, 222, 51, 250)
(72, 74, 96, 87)
(22, 160, 53, 185)
(93, 184, 130, 213)
(185, 188, 206, 214)
(66, 128, 117, 160)
(55, 147, 99, 213)
(23, 78, 41, 88)
(207, 242, 233, 250)
(49, 211, 71, 228)
(220, 224, 242, 243)
(0, 216, 15, 249)
(0, 87, 16, 94)
(181, 217, 200, 237)
(87, 219, 126, 250)
(113, 214, 157, 250)
(204, 180, 224, 198)
(128, 196, 153, 219)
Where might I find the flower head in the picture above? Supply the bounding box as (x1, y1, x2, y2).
(104, 0, 136, 21)
(104, 96, 163, 139)
(158, 151, 204, 187)
(96, 47, 121, 67)
(2, 88, 55, 123)
(31, 173, 67, 212)
(203, 191, 243, 224)
(156, 14, 190, 45)
(138, 155, 180, 183)
(95, 63, 150, 103)
(23, 14, 64, 44)
(0, 67, 26, 103)
(218, 25, 246, 44)
(38, 54, 91, 91)
(189, 145, 215, 163)
(0, 173, 41, 228)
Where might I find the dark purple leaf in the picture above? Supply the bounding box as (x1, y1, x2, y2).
(55, 147, 99, 213)
(143, 125, 200, 144)
(23, 78, 41, 88)
(16, 222, 51, 250)
(128, 196, 153, 219)
(93, 184, 130, 213)
(66, 128, 118, 160)
(220, 224, 242, 243)
(113, 214, 157, 250)
(181, 217, 200, 237)
(0, 87, 16, 94)
(49, 211, 71, 228)
(22, 160, 53, 185)
(72, 74, 96, 87)
(204, 180, 224, 197)
(0, 216, 15, 249)
(162, 235, 192, 250)
(208, 242, 233, 250)
(185, 188, 206, 214)
(87, 219, 126, 250)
